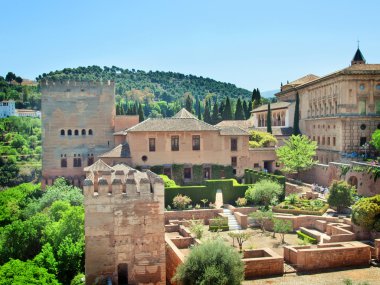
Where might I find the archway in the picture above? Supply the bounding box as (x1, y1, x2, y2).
(348, 176, 358, 189)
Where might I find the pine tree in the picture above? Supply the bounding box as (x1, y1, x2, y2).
(211, 101, 221, 125)
(222, 97, 233, 120)
(197, 100, 202, 120)
(138, 103, 145, 122)
(185, 94, 193, 113)
(267, 103, 272, 134)
(203, 99, 212, 124)
(234, 98, 245, 120)
(293, 92, 301, 135)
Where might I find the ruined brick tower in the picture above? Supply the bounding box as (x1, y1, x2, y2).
(41, 81, 116, 187)
(83, 159, 166, 285)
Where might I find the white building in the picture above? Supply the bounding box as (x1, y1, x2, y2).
(16, 109, 41, 118)
(0, 100, 16, 118)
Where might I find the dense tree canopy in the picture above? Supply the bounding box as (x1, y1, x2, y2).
(327, 180, 356, 213)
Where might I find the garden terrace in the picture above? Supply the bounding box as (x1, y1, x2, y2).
(243, 248, 284, 278)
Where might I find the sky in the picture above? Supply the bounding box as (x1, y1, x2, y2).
(1, 0, 380, 91)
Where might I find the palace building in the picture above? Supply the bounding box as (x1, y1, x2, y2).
(275, 47, 380, 163)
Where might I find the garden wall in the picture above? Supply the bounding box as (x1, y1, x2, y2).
(283, 242, 371, 271)
(164, 208, 222, 225)
(243, 248, 283, 278)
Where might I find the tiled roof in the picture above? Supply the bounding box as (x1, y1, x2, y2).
(99, 143, 131, 158)
(172, 108, 198, 119)
(217, 126, 250, 136)
(288, 74, 320, 86)
(126, 117, 218, 132)
(215, 120, 253, 130)
(251, 102, 291, 113)
(252, 127, 294, 136)
(84, 159, 113, 172)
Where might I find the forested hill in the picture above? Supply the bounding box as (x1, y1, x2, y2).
(37, 66, 252, 102)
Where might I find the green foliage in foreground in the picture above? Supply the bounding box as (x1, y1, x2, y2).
(371, 129, 380, 151)
(245, 179, 283, 207)
(173, 239, 244, 285)
(275, 135, 317, 176)
(352, 194, 380, 231)
(249, 130, 277, 148)
(327, 180, 356, 213)
(0, 179, 85, 284)
(296, 230, 317, 244)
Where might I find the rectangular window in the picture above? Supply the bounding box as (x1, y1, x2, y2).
(317, 136, 320, 145)
(203, 167, 211, 179)
(149, 138, 156, 152)
(253, 163, 260, 168)
(322, 137, 325, 145)
(360, 137, 367, 146)
(73, 158, 82, 167)
(61, 158, 67, 168)
(359, 100, 366, 115)
(333, 137, 336, 146)
(231, 138, 238, 151)
(327, 137, 330, 146)
(376, 100, 380, 115)
(192, 135, 200, 151)
(313, 136, 315, 141)
(88, 156, 94, 166)
(231, 156, 237, 167)
(184, 167, 192, 180)
(171, 136, 179, 151)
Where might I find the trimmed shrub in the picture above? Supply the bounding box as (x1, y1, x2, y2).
(159, 174, 176, 187)
(296, 230, 317, 244)
(352, 195, 380, 230)
(245, 180, 282, 207)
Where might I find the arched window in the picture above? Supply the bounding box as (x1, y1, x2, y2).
(60, 129, 65, 136)
(74, 129, 79, 136)
(68, 129, 72, 136)
(88, 129, 93, 135)
(81, 129, 86, 135)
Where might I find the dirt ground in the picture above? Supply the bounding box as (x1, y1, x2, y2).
(202, 227, 301, 256)
(242, 266, 380, 285)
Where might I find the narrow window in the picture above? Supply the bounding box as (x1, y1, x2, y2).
(192, 135, 200, 151)
(333, 137, 336, 146)
(88, 129, 93, 135)
(231, 138, 238, 151)
(74, 129, 79, 136)
(87, 154, 94, 166)
(61, 154, 67, 168)
(203, 167, 211, 179)
(317, 136, 320, 145)
(149, 138, 156, 152)
(73, 155, 82, 167)
(81, 129, 86, 135)
(327, 137, 330, 146)
(171, 136, 179, 151)
(360, 137, 367, 146)
(322, 137, 325, 145)
(184, 167, 192, 180)
(60, 129, 65, 136)
(68, 129, 72, 136)
(359, 100, 366, 115)
(231, 156, 237, 167)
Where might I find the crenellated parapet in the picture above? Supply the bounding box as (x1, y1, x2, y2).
(83, 160, 163, 201)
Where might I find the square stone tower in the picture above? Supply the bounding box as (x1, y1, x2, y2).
(41, 81, 116, 187)
(83, 159, 166, 285)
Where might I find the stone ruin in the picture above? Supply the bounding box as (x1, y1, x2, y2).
(83, 159, 165, 285)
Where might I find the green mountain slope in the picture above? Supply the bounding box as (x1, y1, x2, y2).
(37, 66, 252, 102)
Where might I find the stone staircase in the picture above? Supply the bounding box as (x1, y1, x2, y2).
(223, 208, 242, 230)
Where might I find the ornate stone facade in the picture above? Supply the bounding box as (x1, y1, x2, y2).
(83, 160, 165, 284)
(276, 48, 380, 164)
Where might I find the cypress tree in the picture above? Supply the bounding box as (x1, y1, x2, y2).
(234, 98, 245, 120)
(197, 100, 202, 120)
(116, 104, 120, 115)
(243, 100, 248, 119)
(219, 100, 225, 115)
(203, 99, 212, 124)
(195, 96, 200, 115)
(255, 88, 261, 106)
(247, 101, 253, 118)
(222, 96, 233, 120)
(185, 94, 193, 113)
(293, 92, 301, 135)
(267, 103, 272, 134)
(138, 103, 145, 122)
(211, 101, 221, 125)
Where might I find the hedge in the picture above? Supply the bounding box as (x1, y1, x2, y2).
(209, 217, 229, 232)
(296, 230, 318, 244)
(209, 225, 229, 232)
(165, 179, 252, 207)
(272, 204, 329, 216)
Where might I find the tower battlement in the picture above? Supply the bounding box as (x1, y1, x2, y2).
(83, 159, 165, 284)
(40, 79, 114, 88)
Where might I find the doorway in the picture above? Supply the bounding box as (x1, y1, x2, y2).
(118, 263, 128, 285)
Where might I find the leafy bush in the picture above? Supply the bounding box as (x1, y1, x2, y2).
(327, 180, 356, 213)
(249, 130, 278, 148)
(189, 220, 204, 239)
(285, 194, 299, 205)
(159, 174, 177, 187)
(173, 239, 244, 285)
(235, 197, 247, 207)
(249, 210, 273, 232)
(245, 179, 282, 207)
(352, 195, 380, 230)
(172, 194, 192, 210)
(273, 219, 292, 243)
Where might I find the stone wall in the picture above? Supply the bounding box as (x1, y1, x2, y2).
(283, 242, 371, 271)
(84, 162, 166, 285)
(164, 208, 222, 225)
(243, 248, 283, 278)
